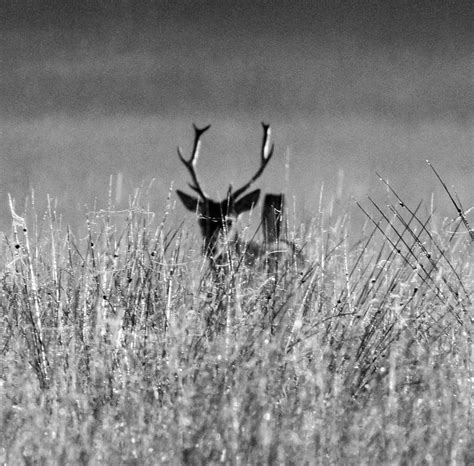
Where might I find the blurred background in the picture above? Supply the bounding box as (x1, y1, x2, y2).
(1, 1, 472, 233)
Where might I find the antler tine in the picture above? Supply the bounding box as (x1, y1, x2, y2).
(231, 122, 275, 200)
(177, 124, 211, 199)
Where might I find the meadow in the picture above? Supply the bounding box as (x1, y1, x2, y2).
(0, 171, 472, 464)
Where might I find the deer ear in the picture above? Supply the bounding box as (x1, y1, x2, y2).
(234, 189, 260, 214)
(177, 190, 201, 212)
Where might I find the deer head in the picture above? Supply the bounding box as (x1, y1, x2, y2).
(176, 123, 275, 262)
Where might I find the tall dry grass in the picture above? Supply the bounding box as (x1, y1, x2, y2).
(0, 172, 472, 464)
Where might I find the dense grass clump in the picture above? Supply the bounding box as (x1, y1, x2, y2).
(0, 181, 472, 464)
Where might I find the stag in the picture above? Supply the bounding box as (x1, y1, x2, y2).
(176, 123, 301, 270)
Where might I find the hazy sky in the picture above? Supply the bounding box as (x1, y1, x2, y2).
(1, 1, 473, 231)
(2, 1, 472, 119)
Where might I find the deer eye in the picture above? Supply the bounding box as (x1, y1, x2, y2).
(199, 215, 220, 223)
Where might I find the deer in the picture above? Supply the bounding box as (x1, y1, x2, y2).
(176, 123, 303, 272)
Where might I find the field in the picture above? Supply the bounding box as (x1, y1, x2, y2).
(0, 174, 472, 465)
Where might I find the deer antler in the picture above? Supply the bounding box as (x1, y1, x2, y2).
(177, 124, 211, 199)
(231, 122, 275, 200)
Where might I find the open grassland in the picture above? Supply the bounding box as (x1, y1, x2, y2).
(0, 180, 472, 464)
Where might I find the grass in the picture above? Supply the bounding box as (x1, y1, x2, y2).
(0, 173, 472, 465)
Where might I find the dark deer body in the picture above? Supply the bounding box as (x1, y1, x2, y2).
(262, 193, 284, 246)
